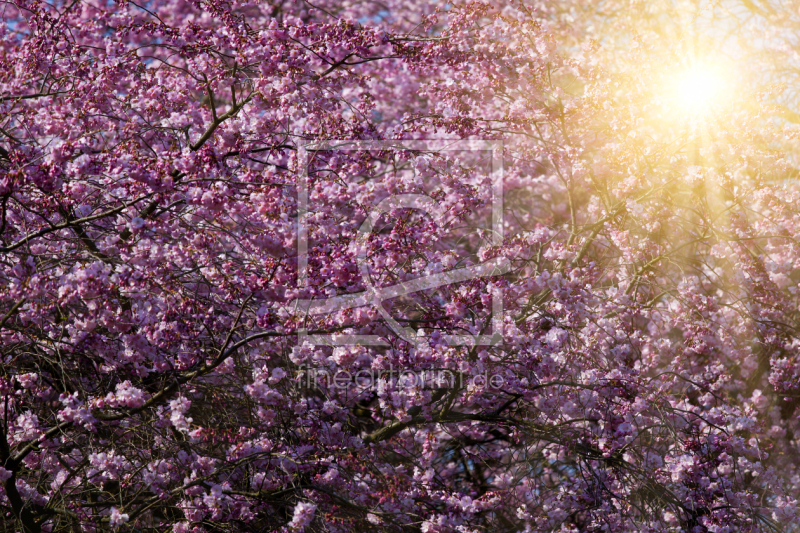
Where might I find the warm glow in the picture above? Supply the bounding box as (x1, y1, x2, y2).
(671, 65, 728, 116)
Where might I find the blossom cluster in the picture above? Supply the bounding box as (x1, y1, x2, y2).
(2, 0, 800, 532)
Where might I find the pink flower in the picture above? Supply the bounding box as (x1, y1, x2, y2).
(288, 501, 317, 530)
(129, 217, 146, 231)
(109, 507, 129, 527)
(16, 373, 39, 388)
(269, 367, 286, 384)
(544, 327, 568, 348)
(114, 381, 147, 408)
(169, 396, 193, 432)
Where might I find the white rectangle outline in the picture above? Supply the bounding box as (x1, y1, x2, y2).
(297, 140, 504, 346)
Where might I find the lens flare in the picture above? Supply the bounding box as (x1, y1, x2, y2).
(671, 65, 728, 116)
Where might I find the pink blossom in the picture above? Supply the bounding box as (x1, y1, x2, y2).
(169, 396, 193, 432)
(109, 507, 129, 527)
(288, 501, 316, 530)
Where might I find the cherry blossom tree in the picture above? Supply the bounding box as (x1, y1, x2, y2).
(2, 0, 800, 532)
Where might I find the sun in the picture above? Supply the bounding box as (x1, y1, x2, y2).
(670, 65, 729, 117)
